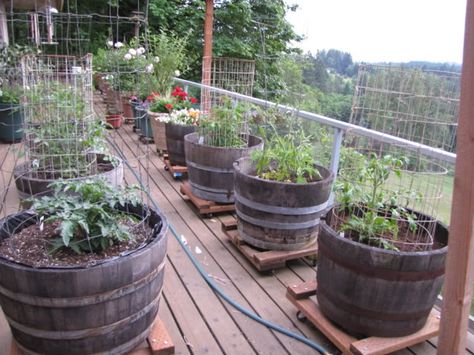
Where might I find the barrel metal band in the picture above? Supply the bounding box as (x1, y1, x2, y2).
(236, 209, 320, 230)
(317, 283, 432, 321)
(189, 181, 232, 195)
(187, 160, 233, 173)
(0, 259, 166, 308)
(6, 292, 162, 340)
(318, 239, 445, 281)
(239, 228, 316, 251)
(235, 192, 328, 215)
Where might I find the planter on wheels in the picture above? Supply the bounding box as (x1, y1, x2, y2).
(233, 157, 334, 250)
(165, 123, 196, 166)
(0, 204, 168, 355)
(14, 153, 124, 200)
(148, 111, 167, 151)
(316, 208, 449, 337)
(0, 103, 24, 143)
(184, 133, 263, 203)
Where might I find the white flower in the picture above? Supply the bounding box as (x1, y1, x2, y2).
(114, 41, 124, 48)
(107, 40, 113, 47)
(137, 47, 146, 55)
(153, 56, 160, 63)
(124, 53, 132, 61)
(128, 48, 137, 56)
(146, 63, 154, 73)
(175, 70, 180, 77)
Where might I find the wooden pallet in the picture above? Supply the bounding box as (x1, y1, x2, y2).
(221, 217, 318, 271)
(286, 280, 440, 355)
(163, 155, 187, 179)
(11, 317, 174, 355)
(180, 182, 235, 216)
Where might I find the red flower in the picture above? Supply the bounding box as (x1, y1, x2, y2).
(146, 92, 160, 102)
(190, 97, 198, 104)
(165, 103, 173, 111)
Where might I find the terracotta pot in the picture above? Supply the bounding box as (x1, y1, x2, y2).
(105, 114, 123, 129)
(121, 97, 134, 122)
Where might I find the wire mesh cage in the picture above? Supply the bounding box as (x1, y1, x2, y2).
(211, 57, 255, 96)
(331, 64, 461, 251)
(21, 54, 96, 179)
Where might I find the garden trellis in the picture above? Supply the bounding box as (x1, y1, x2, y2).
(337, 63, 462, 250)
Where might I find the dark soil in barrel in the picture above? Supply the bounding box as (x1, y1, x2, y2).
(0, 220, 151, 268)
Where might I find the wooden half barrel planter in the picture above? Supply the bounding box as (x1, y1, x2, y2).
(165, 123, 196, 166)
(233, 157, 334, 251)
(184, 133, 263, 203)
(316, 207, 449, 337)
(0, 203, 168, 355)
(13, 153, 124, 201)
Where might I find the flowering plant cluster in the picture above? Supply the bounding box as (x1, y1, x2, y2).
(148, 87, 198, 115)
(168, 108, 200, 126)
(95, 40, 153, 93)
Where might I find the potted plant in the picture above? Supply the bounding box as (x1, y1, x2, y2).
(14, 56, 124, 200)
(0, 85, 24, 143)
(0, 178, 168, 354)
(165, 107, 200, 166)
(0, 44, 37, 143)
(148, 86, 199, 158)
(184, 100, 263, 203)
(233, 124, 334, 250)
(316, 152, 449, 337)
(148, 93, 175, 151)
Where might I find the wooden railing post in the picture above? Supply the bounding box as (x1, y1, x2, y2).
(437, 1, 474, 353)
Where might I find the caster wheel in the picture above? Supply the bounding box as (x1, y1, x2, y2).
(164, 166, 169, 171)
(296, 311, 307, 322)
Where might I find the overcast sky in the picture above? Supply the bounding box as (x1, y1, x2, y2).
(286, 0, 467, 64)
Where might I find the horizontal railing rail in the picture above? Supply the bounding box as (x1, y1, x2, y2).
(175, 78, 456, 165)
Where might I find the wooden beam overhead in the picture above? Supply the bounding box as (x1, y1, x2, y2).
(437, 0, 474, 353)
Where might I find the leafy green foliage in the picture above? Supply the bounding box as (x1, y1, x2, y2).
(198, 99, 250, 148)
(252, 122, 321, 183)
(32, 179, 142, 254)
(0, 44, 39, 104)
(335, 152, 420, 250)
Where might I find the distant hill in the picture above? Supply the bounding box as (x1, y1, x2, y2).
(373, 61, 461, 73)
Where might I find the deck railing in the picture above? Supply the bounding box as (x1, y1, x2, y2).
(175, 78, 456, 181)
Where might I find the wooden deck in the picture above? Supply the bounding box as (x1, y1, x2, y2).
(0, 97, 473, 354)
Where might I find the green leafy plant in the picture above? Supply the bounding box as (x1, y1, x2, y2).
(252, 124, 321, 183)
(144, 31, 190, 93)
(31, 179, 142, 254)
(335, 152, 420, 250)
(198, 99, 249, 148)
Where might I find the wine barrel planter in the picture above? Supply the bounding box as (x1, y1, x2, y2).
(148, 111, 168, 151)
(184, 133, 263, 203)
(0, 203, 168, 355)
(0, 104, 24, 143)
(14, 153, 124, 200)
(165, 123, 196, 166)
(233, 157, 334, 250)
(316, 208, 449, 337)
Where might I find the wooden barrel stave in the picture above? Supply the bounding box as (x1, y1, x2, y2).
(184, 133, 263, 203)
(316, 212, 448, 337)
(0, 205, 168, 354)
(165, 123, 196, 166)
(233, 157, 334, 250)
